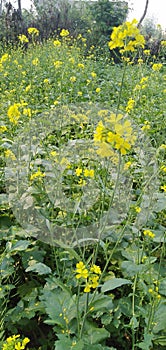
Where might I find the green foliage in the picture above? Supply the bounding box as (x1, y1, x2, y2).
(0, 21, 166, 350)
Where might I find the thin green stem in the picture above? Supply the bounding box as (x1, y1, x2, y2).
(116, 61, 127, 116)
(79, 292, 89, 339)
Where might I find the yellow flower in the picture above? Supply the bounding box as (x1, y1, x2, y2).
(90, 264, 101, 274)
(78, 63, 84, 69)
(54, 60, 63, 68)
(84, 169, 94, 177)
(70, 76, 76, 83)
(18, 34, 29, 43)
(161, 40, 166, 46)
(22, 338, 30, 347)
(84, 283, 91, 293)
(7, 104, 20, 125)
(28, 27, 39, 36)
(4, 149, 16, 160)
(18, 34, 29, 44)
(15, 341, 24, 350)
(160, 165, 166, 172)
(141, 121, 150, 131)
(152, 63, 162, 71)
(75, 168, 82, 176)
(23, 108, 32, 117)
(161, 185, 166, 192)
(143, 230, 155, 238)
(91, 72, 97, 78)
(159, 144, 166, 150)
(96, 87, 101, 93)
(77, 91, 83, 96)
(143, 49, 150, 55)
(138, 58, 143, 64)
(30, 170, 45, 181)
(53, 39, 61, 46)
(69, 57, 75, 64)
(0, 53, 9, 63)
(90, 275, 99, 288)
(0, 125, 7, 133)
(126, 98, 135, 113)
(60, 29, 69, 37)
(25, 84, 31, 92)
(108, 19, 145, 52)
(32, 58, 39, 65)
(43, 78, 49, 84)
(75, 261, 88, 279)
(140, 76, 148, 85)
(124, 161, 132, 170)
(135, 206, 141, 213)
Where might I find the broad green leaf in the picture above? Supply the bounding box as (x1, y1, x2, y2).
(137, 334, 153, 349)
(101, 278, 132, 293)
(9, 240, 30, 252)
(26, 262, 51, 275)
(85, 326, 109, 345)
(121, 261, 144, 277)
(40, 288, 77, 325)
(153, 301, 166, 333)
(55, 335, 84, 350)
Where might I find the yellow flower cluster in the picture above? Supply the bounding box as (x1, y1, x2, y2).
(161, 40, 166, 47)
(125, 98, 135, 113)
(141, 120, 150, 131)
(152, 63, 163, 71)
(30, 170, 45, 181)
(77, 63, 85, 69)
(2, 335, 30, 350)
(0, 53, 9, 63)
(143, 230, 155, 239)
(54, 60, 63, 68)
(108, 19, 145, 53)
(60, 29, 69, 37)
(94, 113, 136, 156)
(75, 167, 94, 178)
(70, 76, 76, 83)
(7, 103, 21, 125)
(27, 27, 39, 36)
(161, 185, 166, 192)
(18, 34, 29, 43)
(0, 53, 9, 70)
(160, 165, 166, 173)
(0, 125, 7, 133)
(32, 58, 39, 66)
(4, 149, 16, 160)
(53, 39, 61, 47)
(75, 261, 101, 293)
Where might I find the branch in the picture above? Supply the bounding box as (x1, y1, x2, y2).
(137, 0, 149, 28)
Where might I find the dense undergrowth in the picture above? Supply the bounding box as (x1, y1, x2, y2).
(0, 23, 166, 350)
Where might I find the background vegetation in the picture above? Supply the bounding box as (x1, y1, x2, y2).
(0, 1, 166, 350)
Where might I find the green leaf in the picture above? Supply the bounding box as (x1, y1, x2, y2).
(55, 335, 84, 350)
(84, 322, 109, 345)
(159, 279, 166, 296)
(9, 240, 30, 252)
(137, 334, 153, 349)
(101, 278, 132, 293)
(153, 301, 166, 333)
(121, 261, 144, 277)
(40, 288, 77, 325)
(90, 294, 114, 312)
(25, 262, 52, 275)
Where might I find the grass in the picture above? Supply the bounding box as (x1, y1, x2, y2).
(0, 29, 166, 350)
